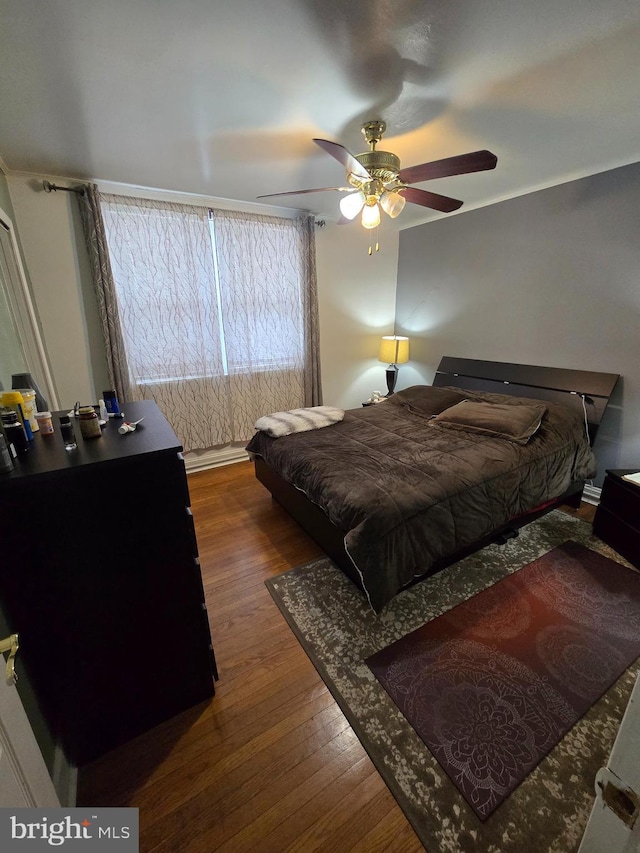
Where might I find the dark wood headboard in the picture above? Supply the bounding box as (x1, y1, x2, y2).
(432, 356, 619, 445)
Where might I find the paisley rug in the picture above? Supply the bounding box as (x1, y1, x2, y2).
(365, 540, 640, 820)
(265, 511, 640, 852)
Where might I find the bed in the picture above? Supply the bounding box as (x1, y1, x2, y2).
(246, 357, 619, 611)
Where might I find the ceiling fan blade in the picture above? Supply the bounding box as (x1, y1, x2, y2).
(313, 138, 372, 180)
(257, 186, 349, 199)
(399, 186, 463, 213)
(398, 150, 497, 185)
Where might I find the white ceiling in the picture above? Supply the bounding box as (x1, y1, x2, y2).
(1, 0, 640, 230)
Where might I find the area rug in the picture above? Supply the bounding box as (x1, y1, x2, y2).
(265, 511, 640, 852)
(365, 540, 640, 821)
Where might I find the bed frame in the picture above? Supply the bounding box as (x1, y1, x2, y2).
(255, 357, 619, 594)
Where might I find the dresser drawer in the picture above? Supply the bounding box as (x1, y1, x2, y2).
(593, 505, 640, 569)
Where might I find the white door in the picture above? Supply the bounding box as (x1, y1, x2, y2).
(579, 672, 640, 853)
(0, 634, 59, 807)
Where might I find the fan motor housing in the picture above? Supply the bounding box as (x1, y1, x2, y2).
(355, 150, 401, 182)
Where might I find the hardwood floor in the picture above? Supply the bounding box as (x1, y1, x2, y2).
(77, 461, 596, 851)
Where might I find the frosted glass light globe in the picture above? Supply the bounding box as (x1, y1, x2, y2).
(361, 202, 381, 229)
(380, 191, 406, 218)
(339, 191, 366, 220)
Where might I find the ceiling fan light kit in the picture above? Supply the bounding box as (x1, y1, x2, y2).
(339, 190, 366, 220)
(380, 190, 406, 218)
(361, 199, 381, 230)
(258, 120, 497, 233)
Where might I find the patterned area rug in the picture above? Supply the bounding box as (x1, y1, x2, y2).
(366, 541, 640, 820)
(265, 512, 640, 852)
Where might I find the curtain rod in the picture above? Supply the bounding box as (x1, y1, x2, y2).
(43, 180, 85, 196)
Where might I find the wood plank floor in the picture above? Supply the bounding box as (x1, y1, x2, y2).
(77, 461, 596, 852)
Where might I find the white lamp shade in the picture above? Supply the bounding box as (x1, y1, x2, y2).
(361, 202, 381, 229)
(339, 191, 366, 220)
(380, 191, 406, 218)
(378, 335, 409, 364)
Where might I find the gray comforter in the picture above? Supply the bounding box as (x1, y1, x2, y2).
(246, 386, 597, 611)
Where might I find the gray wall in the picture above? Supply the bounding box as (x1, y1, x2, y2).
(396, 161, 640, 485)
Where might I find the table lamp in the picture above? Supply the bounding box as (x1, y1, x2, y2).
(379, 335, 409, 396)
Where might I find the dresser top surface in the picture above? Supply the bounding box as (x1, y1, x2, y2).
(605, 469, 639, 478)
(1, 400, 181, 485)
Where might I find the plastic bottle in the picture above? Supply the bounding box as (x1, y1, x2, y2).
(17, 404, 33, 440)
(0, 410, 29, 455)
(11, 372, 48, 412)
(1, 391, 33, 439)
(1, 390, 25, 419)
(14, 388, 38, 432)
(35, 411, 54, 435)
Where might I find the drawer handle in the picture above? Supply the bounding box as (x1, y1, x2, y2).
(0, 633, 19, 685)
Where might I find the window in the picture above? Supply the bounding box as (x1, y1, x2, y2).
(99, 193, 318, 450)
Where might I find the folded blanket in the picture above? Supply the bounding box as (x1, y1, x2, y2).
(255, 406, 345, 438)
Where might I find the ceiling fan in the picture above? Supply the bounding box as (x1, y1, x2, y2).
(258, 120, 497, 229)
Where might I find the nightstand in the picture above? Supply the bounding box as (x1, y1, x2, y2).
(593, 469, 640, 569)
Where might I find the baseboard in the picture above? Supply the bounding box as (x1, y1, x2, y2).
(582, 483, 601, 506)
(183, 445, 249, 473)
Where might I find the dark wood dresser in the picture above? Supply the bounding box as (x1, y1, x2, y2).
(0, 400, 217, 765)
(593, 469, 640, 570)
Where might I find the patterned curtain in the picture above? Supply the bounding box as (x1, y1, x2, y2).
(77, 184, 134, 404)
(78, 190, 321, 452)
(300, 216, 322, 408)
(211, 209, 322, 439)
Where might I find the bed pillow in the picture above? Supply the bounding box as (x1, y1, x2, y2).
(430, 399, 547, 444)
(385, 385, 467, 417)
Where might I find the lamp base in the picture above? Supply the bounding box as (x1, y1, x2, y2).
(385, 364, 398, 396)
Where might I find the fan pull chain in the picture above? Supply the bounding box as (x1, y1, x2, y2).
(368, 225, 380, 256)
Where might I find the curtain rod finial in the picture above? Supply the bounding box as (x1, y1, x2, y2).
(42, 180, 85, 196)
